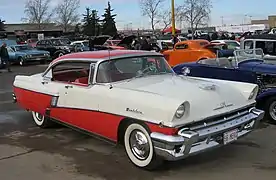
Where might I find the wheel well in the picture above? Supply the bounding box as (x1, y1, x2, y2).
(117, 118, 151, 145)
(198, 57, 207, 60)
(256, 95, 274, 109)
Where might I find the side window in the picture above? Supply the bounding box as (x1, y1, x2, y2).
(175, 44, 188, 49)
(7, 47, 14, 52)
(244, 40, 253, 49)
(47, 61, 93, 85)
(264, 41, 274, 55)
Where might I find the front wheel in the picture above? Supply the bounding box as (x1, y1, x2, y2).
(264, 97, 276, 124)
(19, 57, 24, 66)
(124, 123, 162, 170)
(31, 111, 53, 128)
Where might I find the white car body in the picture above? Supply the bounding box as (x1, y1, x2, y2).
(12, 50, 264, 169)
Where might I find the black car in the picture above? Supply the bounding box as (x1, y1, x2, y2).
(36, 38, 75, 59)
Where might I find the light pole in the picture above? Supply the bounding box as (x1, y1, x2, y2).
(171, 0, 176, 35)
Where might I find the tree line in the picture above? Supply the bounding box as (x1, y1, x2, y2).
(139, 0, 212, 34)
(0, 0, 118, 36)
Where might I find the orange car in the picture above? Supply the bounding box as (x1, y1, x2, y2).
(162, 40, 219, 67)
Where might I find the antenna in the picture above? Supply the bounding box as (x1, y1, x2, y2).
(108, 48, 113, 89)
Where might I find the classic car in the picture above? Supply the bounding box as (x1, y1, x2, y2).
(13, 50, 264, 169)
(211, 40, 240, 50)
(7, 44, 51, 65)
(70, 40, 90, 51)
(36, 38, 74, 58)
(162, 40, 232, 67)
(173, 48, 276, 123)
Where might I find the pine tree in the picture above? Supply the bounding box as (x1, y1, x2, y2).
(101, 1, 117, 36)
(0, 19, 6, 31)
(82, 8, 101, 36)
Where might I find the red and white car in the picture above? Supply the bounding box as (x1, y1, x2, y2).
(13, 50, 264, 169)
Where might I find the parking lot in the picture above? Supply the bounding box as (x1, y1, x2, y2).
(0, 65, 276, 180)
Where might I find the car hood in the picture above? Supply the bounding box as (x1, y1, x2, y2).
(239, 59, 276, 74)
(113, 74, 252, 126)
(19, 49, 48, 55)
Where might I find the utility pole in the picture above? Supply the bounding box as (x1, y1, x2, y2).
(221, 16, 224, 26)
(171, 0, 176, 35)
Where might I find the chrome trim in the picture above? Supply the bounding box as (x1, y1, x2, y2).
(150, 107, 264, 161)
(12, 93, 17, 103)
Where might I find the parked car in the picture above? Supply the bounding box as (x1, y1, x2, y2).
(7, 44, 51, 65)
(13, 50, 264, 169)
(173, 48, 276, 122)
(36, 38, 74, 58)
(162, 40, 231, 67)
(211, 40, 240, 50)
(241, 34, 276, 64)
(70, 40, 90, 51)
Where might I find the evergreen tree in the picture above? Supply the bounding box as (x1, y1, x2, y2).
(74, 23, 81, 34)
(0, 19, 6, 31)
(82, 8, 101, 36)
(101, 1, 117, 36)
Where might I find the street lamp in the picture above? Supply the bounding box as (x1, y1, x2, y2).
(171, 0, 176, 35)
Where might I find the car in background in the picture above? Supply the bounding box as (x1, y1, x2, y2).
(70, 40, 90, 51)
(173, 48, 276, 123)
(36, 38, 74, 58)
(7, 44, 51, 65)
(162, 40, 230, 67)
(211, 40, 240, 50)
(13, 50, 264, 169)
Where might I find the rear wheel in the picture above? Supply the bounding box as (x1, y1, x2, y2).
(124, 123, 162, 170)
(31, 111, 53, 128)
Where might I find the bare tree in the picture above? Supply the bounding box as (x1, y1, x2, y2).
(139, 0, 165, 32)
(55, 0, 81, 32)
(179, 0, 212, 34)
(159, 6, 182, 31)
(23, 0, 53, 29)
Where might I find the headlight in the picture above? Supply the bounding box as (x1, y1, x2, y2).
(175, 104, 186, 118)
(248, 86, 259, 100)
(181, 67, 190, 75)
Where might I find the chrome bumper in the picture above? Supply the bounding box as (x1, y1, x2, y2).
(150, 107, 264, 161)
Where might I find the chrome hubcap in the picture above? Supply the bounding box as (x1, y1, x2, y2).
(35, 112, 43, 122)
(59, 53, 63, 57)
(129, 130, 150, 160)
(269, 101, 276, 121)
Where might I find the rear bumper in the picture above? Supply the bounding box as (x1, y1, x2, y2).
(150, 107, 264, 161)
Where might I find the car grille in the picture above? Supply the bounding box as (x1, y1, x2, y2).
(30, 54, 45, 58)
(181, 104, 255, 132)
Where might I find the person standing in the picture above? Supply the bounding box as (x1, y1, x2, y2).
(0, 42, 11, 72)
(140, 36, 153, 51)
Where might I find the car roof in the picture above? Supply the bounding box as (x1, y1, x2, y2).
(52, 50, 163, 63)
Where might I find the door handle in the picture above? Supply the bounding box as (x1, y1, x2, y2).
(65, 85, 73, 89)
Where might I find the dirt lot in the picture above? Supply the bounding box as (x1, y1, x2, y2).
(1, 65, 276, 180)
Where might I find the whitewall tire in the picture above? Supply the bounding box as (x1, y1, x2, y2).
(124, 123, 162, 170)
(31, 111, 53, 128)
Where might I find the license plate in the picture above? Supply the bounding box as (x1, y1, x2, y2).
(223, 129, 238, 145)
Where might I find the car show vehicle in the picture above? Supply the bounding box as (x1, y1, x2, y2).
(211, 40, 240, 50)
(36, 38, 74, 58)
(162, 40, 229, 67)
(173, 49, 276, 122)
(12, 50, 264, 169)
(7, 44, 51, 65)
(70, 40, 90, 51)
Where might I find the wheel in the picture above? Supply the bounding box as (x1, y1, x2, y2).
(264, 96, 276, 124)
(31, 111, 53, 128)
(19, 57, 24, 66)
(58, 52, 64, 57)
(124, 123, 162, 170)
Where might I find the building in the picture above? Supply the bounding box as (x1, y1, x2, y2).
(251, 19, 269, 25)
(268, 15, 276, 28)
(3, 23, 75, 39)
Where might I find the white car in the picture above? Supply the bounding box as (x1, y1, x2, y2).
(12, 50, 264, 169)
(211, 40, 240, 50)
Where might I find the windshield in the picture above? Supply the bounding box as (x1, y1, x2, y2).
(96, 56, 173, 83)
(226, 42, 240, 49)
(233, 48, 264, 63)
(14, 45, 32, 51)
(83, 41, 89, 46)
(51, 39, 70, 45)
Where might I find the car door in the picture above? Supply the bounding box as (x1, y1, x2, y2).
(7, 47, 16, 61)
(171, 43, 191, 66)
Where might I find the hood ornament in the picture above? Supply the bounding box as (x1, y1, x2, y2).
(199, 83, 216, 91)
(214, 102, 233, 110)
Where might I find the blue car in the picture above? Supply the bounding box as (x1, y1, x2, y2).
(173, 49, 276, 123)
(7, 44, 51, 65)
